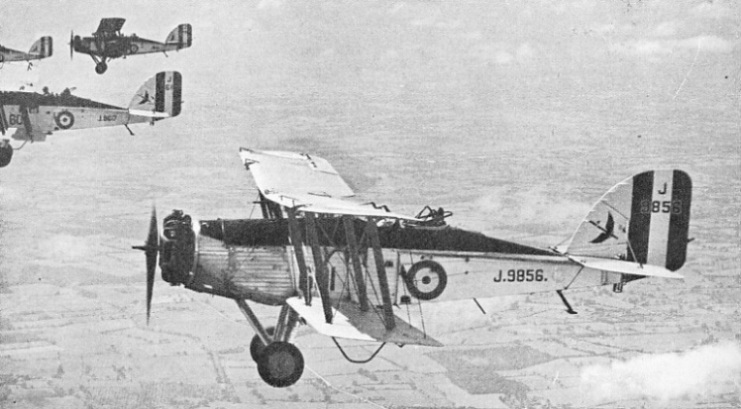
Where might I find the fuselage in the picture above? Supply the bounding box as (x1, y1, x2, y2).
(159, 212, 632, 308)
(0, 91, 144, 140)
(73, 34, 183, 58)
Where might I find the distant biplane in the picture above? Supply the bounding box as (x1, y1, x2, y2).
(0, 36, 53, 70)
(0, 71, 182, 168)
(71, 18, 192, 74)
(135, 149, 692, 388)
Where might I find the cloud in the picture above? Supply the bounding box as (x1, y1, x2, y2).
(580, 342, 741, 402)
(256, 0, 284, 10)
(677, 35, 736, 53)
(515, 43, 535, 62)
(494, 51, 514, 65)
(610, 35, 736, 56)
(652, 21, 678, 38)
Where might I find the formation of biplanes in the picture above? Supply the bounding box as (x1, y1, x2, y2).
(1, 15, 694, 389)
(0, 18, 191, 167)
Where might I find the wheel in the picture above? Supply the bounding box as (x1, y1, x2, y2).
(95, 62, 107, 74)
(257, 342, 304, 388)
(404, 260, 447, 300)
(249, 326, 275, 362)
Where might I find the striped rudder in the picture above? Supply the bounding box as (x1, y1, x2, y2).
(559, 170, 692, 271)
(165, 24, 193, 49)
(129, 71, 182, 117)
(29, 36, 53, 58)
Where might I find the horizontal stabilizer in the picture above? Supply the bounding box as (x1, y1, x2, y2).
(571, 256, 684, 279)
(286, 297, 442, 347)
(128, 109, 170, 119)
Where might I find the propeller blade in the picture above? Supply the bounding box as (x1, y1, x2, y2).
(132, 207, 159, 324)
(69, 31, 74, 60)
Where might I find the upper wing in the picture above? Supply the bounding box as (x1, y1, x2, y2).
(239, 148, 417, 220)
(96, 18, 126, 34)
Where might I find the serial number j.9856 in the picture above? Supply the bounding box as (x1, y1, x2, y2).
(493, 269, 546, 282)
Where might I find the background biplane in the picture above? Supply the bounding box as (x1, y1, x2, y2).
(0, 71, 182, 168)
(0, 36, 53, 70)
(71, 18, 192, 74)
(135, 148, 692, 388)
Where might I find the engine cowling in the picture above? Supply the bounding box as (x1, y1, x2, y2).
(159, 210, 297, 305)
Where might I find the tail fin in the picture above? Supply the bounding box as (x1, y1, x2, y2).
(128, 71, 182, 118)
(558, 170, 692, 271)
(165, 24, 193, 49)
(28, 36, 53, 58)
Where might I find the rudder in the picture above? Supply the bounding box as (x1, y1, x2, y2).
(165, 24, 193, 49)
(129, 71, 182, 117)
(559, 170, 692, 271)
(29, 36, 53, 58)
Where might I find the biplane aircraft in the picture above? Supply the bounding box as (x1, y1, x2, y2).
(71, 18, 192, 74)
(0, 36, 53, 69)
(0, 71, 182, 168)
(134, 148, 692, 388)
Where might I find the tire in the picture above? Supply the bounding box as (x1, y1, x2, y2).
(249, 326, 275, 362)
(257, 342, 304, 388)
(404, 260, 447, 301)
(95, 62, 107, 74)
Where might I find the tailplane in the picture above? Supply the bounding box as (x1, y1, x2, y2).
(28, 36, 53, 58)
(165, 24, 193, 49)
(128, 71, 182, 118)
(558, 170, 692, 271)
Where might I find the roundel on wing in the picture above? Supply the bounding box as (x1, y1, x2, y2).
(55, 110, 75, 130)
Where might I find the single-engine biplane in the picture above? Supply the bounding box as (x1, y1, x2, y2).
(0, 36, 53, 70)
(71, 18, 192, 74)
(0, 71, 182, 168)
(134, 148, 692, 388)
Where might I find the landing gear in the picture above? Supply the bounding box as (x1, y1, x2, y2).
(236, 299, 303, 387)
(249, 326, 274, 362)
(95, 61, 108, 74)
(257, 342, 304, 388)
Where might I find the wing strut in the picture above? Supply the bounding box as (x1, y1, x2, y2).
(19, 104, 34, 141)
(365, 218, 396, 331)
(286, 208, 311, 306)
(305, 212, 333, 324)
(342, 217, 369, 312)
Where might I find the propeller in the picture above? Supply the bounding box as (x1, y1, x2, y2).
(132, 207, 159, 324)
(69, 31, 74, 59)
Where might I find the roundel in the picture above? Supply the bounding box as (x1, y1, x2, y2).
(404, 260, 448, 301)
(55, 111, 75, 130)
(129, 44, 139, 54)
